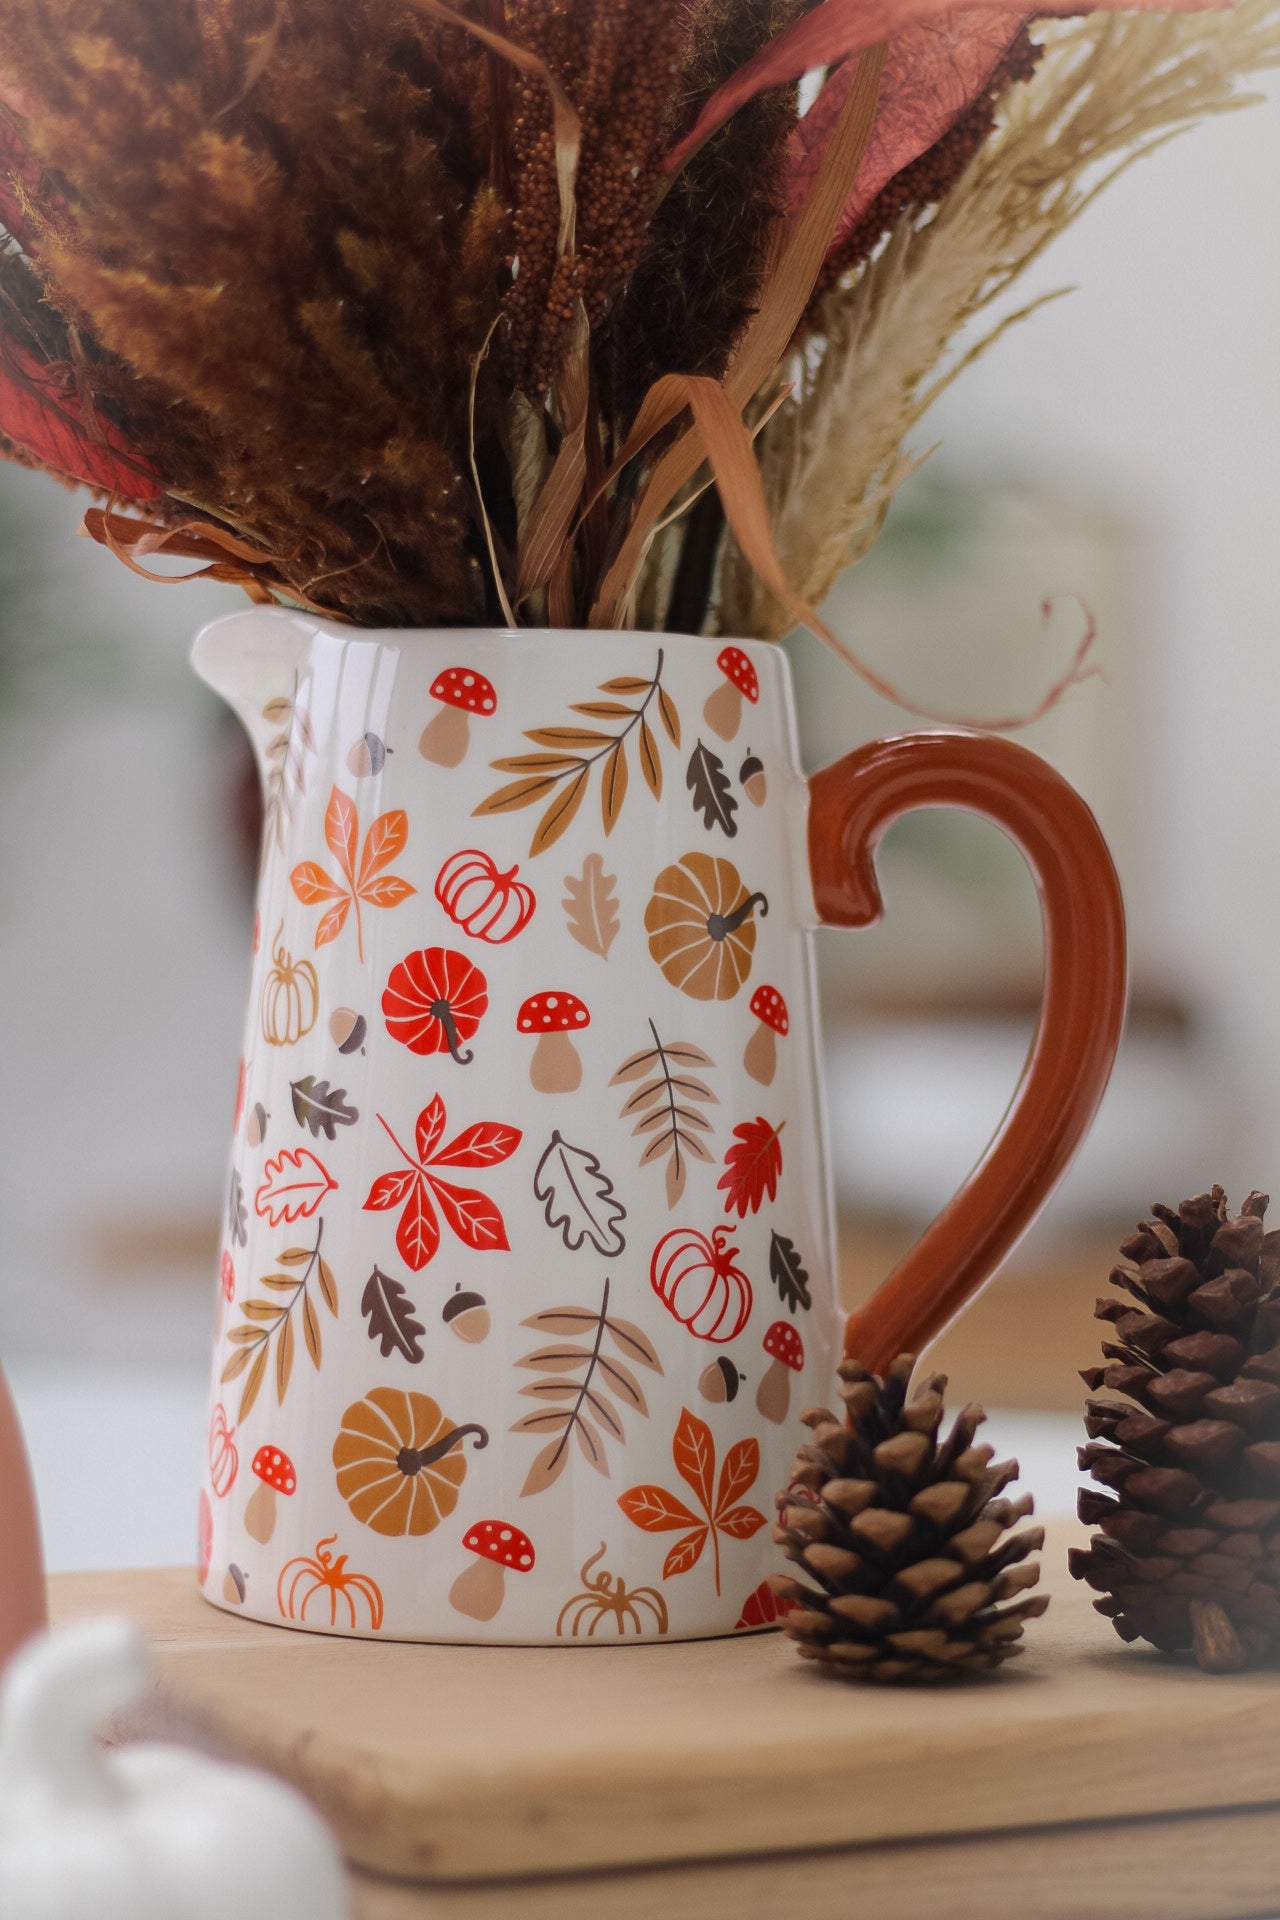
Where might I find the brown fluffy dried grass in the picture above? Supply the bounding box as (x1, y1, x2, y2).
(714, 0, 1280, 640)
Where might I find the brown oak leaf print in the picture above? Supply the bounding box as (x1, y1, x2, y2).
(618, 1407, 765, 1595)
(291, 785, 415, 961)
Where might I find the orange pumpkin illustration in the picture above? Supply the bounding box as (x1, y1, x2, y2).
(278, 1533, 385, 1631)
(261, 922, 319, 1046)
(435, 849, 536, 945)
(333, 1387, 488, 1537)
(651, 1224, 753, 1343)
(644, 853, 767, 1001)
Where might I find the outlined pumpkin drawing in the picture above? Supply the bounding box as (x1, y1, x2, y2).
(278, 1534, 385, 1631)
(435, 849, 536, 945)
(651, 1224, 753, 1343)
(333, 1386, 488, 1537)
(382, 946, 488, 1064)
(207, 1403, 239, 1500)
(645, 853, 767, 1001)
(261, 923, 319, 1047)
(556, 1543, 669, 1638)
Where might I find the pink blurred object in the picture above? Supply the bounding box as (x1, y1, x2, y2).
(0, 1361, 46, 1677)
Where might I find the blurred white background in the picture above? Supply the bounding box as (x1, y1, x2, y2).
(2, 66, 1277, 1567)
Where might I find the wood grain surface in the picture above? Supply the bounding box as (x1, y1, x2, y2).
(50, 1523, 1280, 1892)
(351, 1808, 1280, 1920)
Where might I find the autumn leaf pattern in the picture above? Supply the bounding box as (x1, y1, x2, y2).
(686, 739, 738, 837)
(476, 654, 680, 856)
(612, 1023, 716, 1209)
(562, 852, 620, 959)
(768, 1231, 811, 1314)
(255, 1147, 337, 1226)
(618, 1409, 766, 1595)
(291, 785, 415, 961)
(221, 1218, 338, 1424)
(361, 1267, 426, 1363)
(718, 1116, 784, 1217)
(363, 1096, 521, 1272)
(291, 1077, 359, 1140)
(513, 1279, 662, 1497)
(261, 687, 314, 868)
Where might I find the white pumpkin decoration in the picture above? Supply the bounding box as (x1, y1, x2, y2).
(0, 1617, 349, 1919)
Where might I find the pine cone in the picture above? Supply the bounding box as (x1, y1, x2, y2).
(771, 1355, 1047, 1683)
(1070, 1187, 1280, 1672)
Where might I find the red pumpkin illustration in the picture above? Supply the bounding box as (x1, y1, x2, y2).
(208, 1402, 239, 1500)
(383, 946, 488, 1064)
(435, 849, 536, 945)
(651, 1224, 753, 1343)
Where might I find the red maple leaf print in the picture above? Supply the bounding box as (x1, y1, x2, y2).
(291, 786, 415, 962)
(717, 1117, 784, 1218)
(364, 1096, 521, 1272)
(618, 1408, 766, 1594)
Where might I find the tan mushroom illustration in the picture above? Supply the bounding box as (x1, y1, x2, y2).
(418, 666, 497, 767)
(756, 1321, 804, 1424)
(244, 1445, 297, 1543)
(448, 1520, 535, 1621)
(442, 1285, 491, 1345)
(517, 991, 590, 1092)
(743, 984, 788, 1086)
(703, 646, 758, 741)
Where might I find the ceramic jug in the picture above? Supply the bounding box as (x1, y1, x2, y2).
(192, 609, 1126, 1645)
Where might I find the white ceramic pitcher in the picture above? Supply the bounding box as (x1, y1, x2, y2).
(192, 608, 1126, 1644)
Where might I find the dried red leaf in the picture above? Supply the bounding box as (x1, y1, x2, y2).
(0, 338, 161, 499)
(364, 1100, 520, 1273)
(785, 11, 1025, 245)
(664, 0, 1224, 179)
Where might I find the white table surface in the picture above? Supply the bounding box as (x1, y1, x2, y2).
(9, 1359, 1086, 1573)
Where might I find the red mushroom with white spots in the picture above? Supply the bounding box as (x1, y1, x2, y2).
(448, 1520, 535, 1621)
(244, 1445, 296, 1544)
(517, 991, 590, 1093)
(756, 1321, 804, 1424)
(703, 646, 759, 741)
(418, 667, 497, 767)
(743, 984, 788, 1087)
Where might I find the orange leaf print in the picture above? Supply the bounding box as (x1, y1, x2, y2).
(673, 1407, 715, 1513)
(291, 786, 416, 962)
(619, 1409, 766, 1595)
(715, 1437, 761, 1520)
(326, 787, 359, 883)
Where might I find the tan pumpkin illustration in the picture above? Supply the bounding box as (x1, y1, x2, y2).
(556, 1544, 668, 1638)
(333, 1387, 488, 1537)
(644, 853, 767, 1001)
(261, 922, 319, 1046)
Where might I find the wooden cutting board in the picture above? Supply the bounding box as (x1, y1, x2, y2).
(49, 1523, 1280, 1917)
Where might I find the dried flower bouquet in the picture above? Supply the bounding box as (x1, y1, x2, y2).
(0, 0, 1275, 679)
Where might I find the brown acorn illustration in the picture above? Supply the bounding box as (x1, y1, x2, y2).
(347, 731, 390, 777)
(739, 751, 766, 807)
(443, 1286, 491, 1345)
(699, 1356, 743, 1404)
(330, 1007, 368, 1054)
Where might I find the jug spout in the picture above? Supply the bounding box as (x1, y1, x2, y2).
(190, 607, 319, 790)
